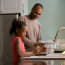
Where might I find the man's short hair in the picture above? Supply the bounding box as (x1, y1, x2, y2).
(33, 3, 43, 9)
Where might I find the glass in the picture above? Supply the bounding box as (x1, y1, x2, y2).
(47, 42, 56, 54)
(39, 40, 56, 54)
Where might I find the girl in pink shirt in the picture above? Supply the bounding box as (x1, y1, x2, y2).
(9, 19, 34, 65)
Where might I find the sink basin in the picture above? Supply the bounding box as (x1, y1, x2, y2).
(54, 51, 63, 53)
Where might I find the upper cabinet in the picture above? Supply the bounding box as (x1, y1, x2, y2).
(0, 0, 28, 15)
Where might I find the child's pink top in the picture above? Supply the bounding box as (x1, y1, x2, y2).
(12, 37, 26, 65)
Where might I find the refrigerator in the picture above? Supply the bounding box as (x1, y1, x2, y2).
(0, 14, 17, 65)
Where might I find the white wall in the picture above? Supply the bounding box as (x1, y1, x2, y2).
(28, 0, 65, 41)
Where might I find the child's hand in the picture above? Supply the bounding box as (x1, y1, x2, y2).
(33, 46, 41, 54)
(33, 46, 47, 55)
(33, 42, 48, 54)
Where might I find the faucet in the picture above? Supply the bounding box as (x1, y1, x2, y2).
(53, 27, 65, 42)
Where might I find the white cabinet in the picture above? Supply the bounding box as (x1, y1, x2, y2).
(0, 0, 28, 14)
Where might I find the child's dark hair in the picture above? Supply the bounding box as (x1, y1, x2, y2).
(9, 19, 26, 36)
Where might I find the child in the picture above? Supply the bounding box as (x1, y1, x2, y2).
(9, 19, 34, 65)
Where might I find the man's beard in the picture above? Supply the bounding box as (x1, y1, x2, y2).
(30, 14, 38, 19)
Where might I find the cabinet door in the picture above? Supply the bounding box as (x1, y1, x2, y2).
(0, 0, 28, 15)
(0, 0, 21, 13)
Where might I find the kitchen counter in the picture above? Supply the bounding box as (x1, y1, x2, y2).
(22, 53, 65, 60)
(21, 53, 65, 65)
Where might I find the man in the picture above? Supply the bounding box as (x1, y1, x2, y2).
(19, 4, 48, 65)
(19, 3, 43, 50)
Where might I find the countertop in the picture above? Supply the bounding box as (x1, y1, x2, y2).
(22, 53, 65, 60)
